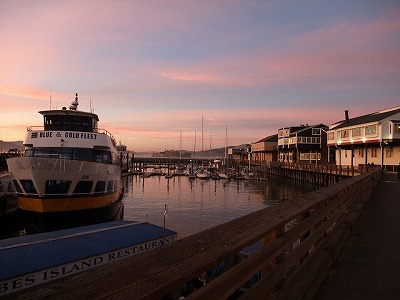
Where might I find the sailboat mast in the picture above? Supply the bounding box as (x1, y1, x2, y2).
(194, 130, 196, 160)
(179, 130, 182, 162)
(201, 116, 204, 167)
(224, 125, 228, 167)
(209, 130, 212, 163)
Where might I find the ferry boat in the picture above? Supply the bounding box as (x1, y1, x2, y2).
(6, 93, 123, 228)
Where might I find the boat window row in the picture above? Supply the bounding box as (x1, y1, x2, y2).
(25, 147, 114, 164)
(13, 179, 120, 196)
(44, 115, 94, 132)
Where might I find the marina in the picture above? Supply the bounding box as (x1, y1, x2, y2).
(120, 171, 311, 238)
(1, 169, 311, 239)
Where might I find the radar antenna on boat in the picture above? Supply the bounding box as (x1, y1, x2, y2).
(69, 93, 79, 110)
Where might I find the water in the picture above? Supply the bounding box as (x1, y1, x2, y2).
(0, 173, 312, 240)
(121, 174, 311, 238)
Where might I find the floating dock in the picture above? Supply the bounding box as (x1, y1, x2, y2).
(0, 220, 177, 296)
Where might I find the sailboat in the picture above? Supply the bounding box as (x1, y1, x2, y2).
(208, 130, 219, 180)
(218, 125, 229, 179)
(188, 130, 196, 179)
(242, 150, 256, 180)
(196, 116, 210, 179)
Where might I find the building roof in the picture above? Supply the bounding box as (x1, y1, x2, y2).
(330, 106, 400, 130)
(254, 134, 278, 143)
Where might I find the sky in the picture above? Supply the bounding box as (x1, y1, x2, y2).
(1, 0, 400, 152)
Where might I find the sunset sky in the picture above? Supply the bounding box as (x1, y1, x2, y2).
(1, 1, 400, 152)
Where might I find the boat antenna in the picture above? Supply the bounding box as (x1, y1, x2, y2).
(49, 95, 52, 110)
(69, 93, 79, 111)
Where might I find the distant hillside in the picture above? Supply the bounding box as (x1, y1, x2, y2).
(133, 144, 247, 159)
(0, 140, 24, 153)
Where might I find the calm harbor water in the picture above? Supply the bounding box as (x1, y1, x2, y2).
(121, 173, 311, 238)
(0, 172, 312, 240)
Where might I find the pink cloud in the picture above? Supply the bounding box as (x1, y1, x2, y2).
(0, 84, 66, 101)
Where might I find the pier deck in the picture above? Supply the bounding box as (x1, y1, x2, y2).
(314, 172, 400, 300)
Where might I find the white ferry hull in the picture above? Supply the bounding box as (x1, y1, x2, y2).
(7, 156, 123, 216)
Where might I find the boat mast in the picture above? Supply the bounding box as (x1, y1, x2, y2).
(224, 125, 228, 169)
(194, 130, 196, 160)
(179, 130, 182, 162)
(201, 116, 204, 168)
(209, 130, 212, 164)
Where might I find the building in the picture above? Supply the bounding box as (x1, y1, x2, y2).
(277, 124, 329, 164)
(227, 145, 249, 162)
(327, 107, 400, 170)
(251, 134, 278, 164)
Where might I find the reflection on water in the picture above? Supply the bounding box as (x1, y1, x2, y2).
(122, 175, 311, 238)
(0, 174, 312, 240)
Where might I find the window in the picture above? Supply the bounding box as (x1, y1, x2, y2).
(94, 181, 106, 193)
(12, 180, 23, 193)
(278, 128, 289, 138)
(20, 180, 38, 194)
(312, 128, 321, 135)
(299, 152, 321, 161)
(358, 149, 364, 158)
(45, 180, 71, 194)
(371, 148, 377, 158)
(340, 130, 350, 139)
(328, 132, 335, 140)
(73, 181, 93, 194)
(352, 127, 362, 137)
(394, 123, 400, 134)
(43, 115, 93, 132)
(25, 147, 113, 164)
(365, 125, 377, 135)
(386, 147, 393, 158)
(107, 180, 114, 192)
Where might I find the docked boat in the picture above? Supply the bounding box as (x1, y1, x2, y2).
(0, 174, 18, 227)
(6, 93, 123, 229)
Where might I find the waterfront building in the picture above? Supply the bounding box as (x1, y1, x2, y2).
(327, 107, 400, 171)
(227, 145, 249, 162)
(251, 134, 278, 165)
(277, 124, 329, 164)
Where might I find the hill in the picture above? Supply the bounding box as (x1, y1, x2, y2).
(0, 140, 24, 153)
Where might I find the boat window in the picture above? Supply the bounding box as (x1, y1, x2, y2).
(74, 181, 93, 194)
(44, 115, 93, 132)
(94, 181, 106, 193)
(28, 147, 73, 159)
(107, 180, 114, 192)
(74, 148, 92, 161)
(25, 147, 113, 164)
(45, 180, 71, 194)
(93, 150, 112, 164)
(20, 180, 38, 194)
(114, 180, 118, 190)
(12, 180, 23, 193)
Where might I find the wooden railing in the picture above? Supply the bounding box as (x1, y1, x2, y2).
(276, 162, 372, 176)
(8, 168, 381, 300)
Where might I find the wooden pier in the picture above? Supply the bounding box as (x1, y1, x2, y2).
(4, 167, 382, 299)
